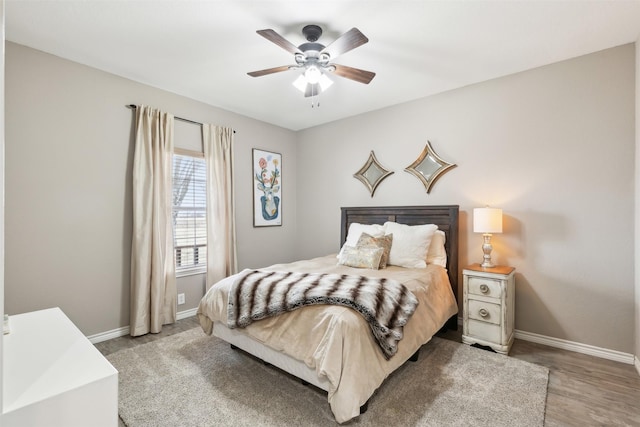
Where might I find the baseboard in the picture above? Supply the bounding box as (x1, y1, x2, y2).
(87, 307, 198, 344)
(177, 307, 199, 321)
(457, 316, 635, 365)
(514, 329, 635, 365)
(88, 325, 130, 344)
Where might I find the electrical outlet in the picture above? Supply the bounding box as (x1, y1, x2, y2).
(178, 293, 186, 305)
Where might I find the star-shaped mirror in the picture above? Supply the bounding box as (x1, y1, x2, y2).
(353, 151, 394, 197)
(405, 141, 456, 193)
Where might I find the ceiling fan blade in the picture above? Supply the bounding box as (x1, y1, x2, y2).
(247, 65, 292, 77)
(329, 64, 376, 84)
(321, 28, 368, 59)
(256, 29, 302, 55)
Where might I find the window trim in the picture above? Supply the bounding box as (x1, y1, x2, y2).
(174, 147, 204, 159)
(176, 267, 206, 278)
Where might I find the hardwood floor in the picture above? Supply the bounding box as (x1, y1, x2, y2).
(95, 317, 640, 426)
(512, 340, 640, 427)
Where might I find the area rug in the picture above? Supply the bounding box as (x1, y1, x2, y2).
(107, 328, 548, 426)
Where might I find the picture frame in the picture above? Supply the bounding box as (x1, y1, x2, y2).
(252, 148, 282, 227)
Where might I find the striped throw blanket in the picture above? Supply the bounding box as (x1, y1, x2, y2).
(227, 269, 419, 359)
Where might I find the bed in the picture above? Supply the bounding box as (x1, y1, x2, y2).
(197, 205, 459, 423)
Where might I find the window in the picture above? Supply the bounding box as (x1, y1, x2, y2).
(172, 152, 206, 275)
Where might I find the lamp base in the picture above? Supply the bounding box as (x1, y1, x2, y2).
(480, 233, 495, 268)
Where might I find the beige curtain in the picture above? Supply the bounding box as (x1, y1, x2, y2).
(130, 105, 177, 336)
(203, 124, 237, 290)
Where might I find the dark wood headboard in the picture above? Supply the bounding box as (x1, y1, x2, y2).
(340, 205, 459, 304)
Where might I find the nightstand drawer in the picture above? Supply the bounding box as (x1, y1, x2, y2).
(468, 300, 501, 325)
(468, 276, 502, 298)
(468, 319, 501, 343)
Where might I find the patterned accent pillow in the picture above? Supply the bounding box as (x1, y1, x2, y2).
(337, 222, 385, 259)
(356, 232, 393, 269)
(337, 245, 384, 270)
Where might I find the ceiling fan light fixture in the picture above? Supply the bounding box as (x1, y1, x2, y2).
(318, 73, 333, 91)
(304, 65, 322, 84)
(292, 75, 308, 93)
(293, 67, 333, 94)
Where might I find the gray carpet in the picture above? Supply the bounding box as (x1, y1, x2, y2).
(107, 327, 548, 426)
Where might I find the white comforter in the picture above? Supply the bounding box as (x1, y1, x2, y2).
(197, 255, 458, 423)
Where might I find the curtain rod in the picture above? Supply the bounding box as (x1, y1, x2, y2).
(127, 104, 235, 133)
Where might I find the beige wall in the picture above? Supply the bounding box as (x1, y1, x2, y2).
(296, 44, 635, 353)
(4, 42, 298, 336)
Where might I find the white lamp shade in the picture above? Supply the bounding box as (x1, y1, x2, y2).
(292, 75, 307, 92)
(318, 73, 333, 91)
(473, 207, 503, 233)
(304, 66, 322, 84)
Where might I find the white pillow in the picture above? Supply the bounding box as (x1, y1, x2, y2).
(344, 222, 385, 246)
(383, 222, 438, 268)
(426, 230, 447, 268)
(338, 222, 385, 257)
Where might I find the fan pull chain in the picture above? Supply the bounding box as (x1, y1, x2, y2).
(312, 84, 316, 108)
(311, 85, 320, 108)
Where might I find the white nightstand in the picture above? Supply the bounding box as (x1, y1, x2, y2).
(462, 264, 515, 355)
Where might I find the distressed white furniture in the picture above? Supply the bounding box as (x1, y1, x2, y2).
(462, 264, 515, 354)
(3, 307, 118, 426)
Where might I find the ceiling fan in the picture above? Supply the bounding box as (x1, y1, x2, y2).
(247, 25, 376, 97)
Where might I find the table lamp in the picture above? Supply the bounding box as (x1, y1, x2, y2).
(473, 207, 503, 268)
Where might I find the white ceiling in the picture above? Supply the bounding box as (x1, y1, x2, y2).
(6, 1, 640, 131)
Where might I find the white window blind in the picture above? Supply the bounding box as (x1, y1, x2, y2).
(172, 153, 207, 274)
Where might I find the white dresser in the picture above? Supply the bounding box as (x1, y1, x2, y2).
(3, 307, 118, 426)
(462, 264, 515, 355)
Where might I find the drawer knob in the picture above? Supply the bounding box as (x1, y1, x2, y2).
(478, 308, 489, 318)
(479, 284, 489, 294)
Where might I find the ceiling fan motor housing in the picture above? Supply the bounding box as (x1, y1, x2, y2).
(298, 42, 326, 61)
(299, 25, 327, 62)
(302, 24, 322, 42)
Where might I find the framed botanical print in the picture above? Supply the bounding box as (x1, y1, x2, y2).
(252, 148, 282, 227)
